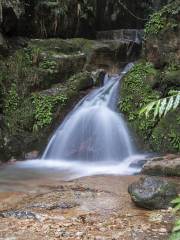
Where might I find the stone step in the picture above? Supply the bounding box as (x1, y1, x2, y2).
(96, 29, 144, 44)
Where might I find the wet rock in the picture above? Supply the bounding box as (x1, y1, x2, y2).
(25, 151, 39, 160)
(92, 69, 106, 86)
(0, 210, 37, 220)
(142, 154, 180, 177)
(128, 176, 177, 210)
(86, 40, 141, 72)
(129, 159, 147, 168)
(0, 32, 8, 54)
(0, 0, 25, 35)
(28, 202, 78, 210)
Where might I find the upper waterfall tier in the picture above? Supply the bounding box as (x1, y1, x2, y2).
(96, 29, 144, 43)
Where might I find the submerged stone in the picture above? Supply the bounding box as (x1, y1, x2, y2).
(128, 176, 177, 210)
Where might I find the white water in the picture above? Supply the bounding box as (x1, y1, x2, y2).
(43, 66, 135, 162)
(0, 64, 148, 183)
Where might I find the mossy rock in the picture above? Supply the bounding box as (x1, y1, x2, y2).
(150, 110, 180, 153)
(119, 62, 180, 153)
(119, 62, 160, 150)
(67, 71, 93, 91)
(163, 70, 180, 86)
(144, 0, 180, 69)
(128, 176, 177, 210)
(1, 70, 94, 159)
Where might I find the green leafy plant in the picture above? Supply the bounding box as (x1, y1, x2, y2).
(169, 197, 180, 240)
(32, 93, 67, 132)
(140, 91, 180, 120)
(145, 11, 166, 35)
(145, 0, 180, 36)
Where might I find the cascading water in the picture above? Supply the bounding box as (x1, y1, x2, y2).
(0, 63, 147, 185)
(42, 63, 135, 163)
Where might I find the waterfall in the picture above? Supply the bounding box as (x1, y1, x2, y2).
(42, 63, 136, 163)
(13, 63, 146, 179)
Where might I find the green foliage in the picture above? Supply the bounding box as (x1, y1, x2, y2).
(145, 0, 180, 36)
(3, 83, 34, 134)
(169, 131, 180, 152)
(4, 83, 20, 133)
(145, 11, 166, 35)
(119, 62, 159, 140)
(140, 91, 180, 120)
(169, 197, 180, 240)
(32, 93, 68, 132)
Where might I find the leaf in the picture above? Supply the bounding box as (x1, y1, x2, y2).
(140, 102, 156, 118)
(154, 100, 161, 119)
(164, 96, 174, 116)
(159, 98, 167, 117)
(173, 94, 180, 110)
(174, 203, 180, 212)
(171, 198, 180, 204)
(172, 224, 180, 233)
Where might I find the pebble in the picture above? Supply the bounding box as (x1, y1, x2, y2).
(159, 228, 167, 233)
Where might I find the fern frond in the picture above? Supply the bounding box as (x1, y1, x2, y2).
(140, 91, 180, 119)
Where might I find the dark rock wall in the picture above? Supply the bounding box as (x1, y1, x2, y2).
(0, 0, 167, 40)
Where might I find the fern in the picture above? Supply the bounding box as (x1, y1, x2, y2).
(140, 91, 180, 119)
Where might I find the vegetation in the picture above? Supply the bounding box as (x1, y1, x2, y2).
(119, 62, 160, 149)
(170, 197, 180, 240)
(32, 93, 68, 132)
(145, 0, 180, 37)
(140, 91, 180, 120)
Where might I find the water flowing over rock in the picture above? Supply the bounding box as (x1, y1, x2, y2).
(42, 64, 135, 164)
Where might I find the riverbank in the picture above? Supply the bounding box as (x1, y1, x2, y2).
(0, 175, 179, 240)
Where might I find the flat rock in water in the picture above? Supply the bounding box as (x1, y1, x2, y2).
(128, 176, 177, 210)
(141, 154, 180, 177)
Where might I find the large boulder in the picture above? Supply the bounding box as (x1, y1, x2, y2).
(128, 176, 177, 210)
(142, 155, 180, 177)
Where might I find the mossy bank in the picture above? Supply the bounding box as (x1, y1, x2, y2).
(119, 0, 180, 153)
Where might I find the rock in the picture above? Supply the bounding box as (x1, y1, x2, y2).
(0, 0, 25, 35)
(145, 16, 180, 69)
(0, 210, 37, 220)
(128, 176, 177, 210)
(28, 202, 78, 210)
(96, 0, 158, 30)
(25, 151, 39, 160)
(0, 32, 8, 54)
(92, 69, 106, 86)
(142, 154, 180, 177)
(129, 159, 147, 168)
(86, 40, 142, 72)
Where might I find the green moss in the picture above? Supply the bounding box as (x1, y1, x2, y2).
(119, 62, 180, 153)
(119, 62, 159, 149)
(29, 38, 95, 56)
(150, 111, 180, 152)
(67, 71, 93, 91)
